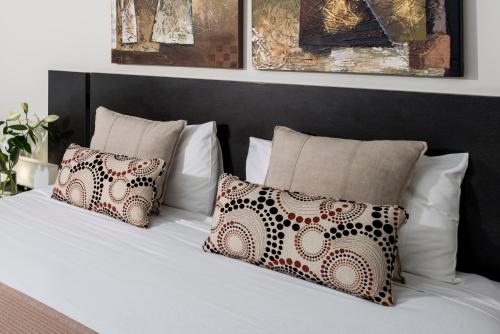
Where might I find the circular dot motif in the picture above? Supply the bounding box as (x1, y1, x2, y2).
(109, 178, 130, 203)
(57, 166, 72, 186)
(66, 178, 87, 208)
(123, 195, 150, 227)
(295, 225, 331, 262)
(320, 249, 372, 297)
(217, 221, 258, 262)
(219, 175, 258, 200)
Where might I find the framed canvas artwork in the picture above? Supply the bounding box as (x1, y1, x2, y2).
(112, 0, 243, 69)
(252, 0, 463, 77)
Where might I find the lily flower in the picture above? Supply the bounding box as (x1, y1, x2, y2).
(6, 113, 21, 122)
(43, 115, 60, 123)
(0, 134, 14, 156)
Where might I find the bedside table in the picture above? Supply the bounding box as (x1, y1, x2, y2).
(1, 157, 57, 199)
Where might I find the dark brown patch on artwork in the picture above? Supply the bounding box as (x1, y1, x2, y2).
(299, 0, 391, 48)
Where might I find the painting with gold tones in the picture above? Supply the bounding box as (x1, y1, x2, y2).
(112, 0, 243, 69)
(252, 0, 463, 76)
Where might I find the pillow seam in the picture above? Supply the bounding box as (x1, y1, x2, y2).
(134, 122, 152, 157)
(289, 136, 312, 191)
(341, 141, 362, 200)
(102, 114, 119, 152)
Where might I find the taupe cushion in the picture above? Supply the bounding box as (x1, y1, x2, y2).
(265, 126, 427, 205)
(90, 107, 186, 212)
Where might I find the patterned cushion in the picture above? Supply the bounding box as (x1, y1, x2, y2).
(203, 174, 408, 306)
(52, 144, 166, 228)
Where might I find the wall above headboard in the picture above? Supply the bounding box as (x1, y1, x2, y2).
(1, 0, 499, 137)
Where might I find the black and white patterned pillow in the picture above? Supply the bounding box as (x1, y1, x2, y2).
(52, 144, 166, 227)
(203, 174, 408, 306)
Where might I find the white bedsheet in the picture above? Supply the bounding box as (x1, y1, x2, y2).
(0, 188, 499, 334)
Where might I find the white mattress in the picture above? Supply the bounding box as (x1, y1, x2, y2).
(0, 188, 499, 334)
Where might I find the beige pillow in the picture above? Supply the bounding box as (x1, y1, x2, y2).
(265, 126, 427, 205)
(90, 107, 186, 212)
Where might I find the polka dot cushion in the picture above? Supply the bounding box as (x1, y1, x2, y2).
(203, 174, 408, 306)
(52, 144, 166, 228)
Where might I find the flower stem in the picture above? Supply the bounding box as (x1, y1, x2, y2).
(8, 172, 17, 194)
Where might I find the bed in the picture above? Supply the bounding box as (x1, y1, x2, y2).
(1, 71, 500, 333)
(1, 188, 499, 334)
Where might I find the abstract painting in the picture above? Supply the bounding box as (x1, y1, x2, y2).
(252, 0, 462, 76)
(112, 0, 243, 68)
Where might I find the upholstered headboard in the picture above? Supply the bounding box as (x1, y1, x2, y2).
(48, 70, 500, 281)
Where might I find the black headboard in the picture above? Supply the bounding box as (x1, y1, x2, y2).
(48, 70, 500, 281)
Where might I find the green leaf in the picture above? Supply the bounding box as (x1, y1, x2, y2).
(9, 124, 28, 131)
(28, 130, 37, 144)
(11, 136, 23, 147)
(11, 136, 31, 155)
(24, 143, 32, 154)
(21, 139, 31, 154)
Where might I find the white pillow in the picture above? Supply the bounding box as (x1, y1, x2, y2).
(399, 153, 469, 283)
(246, 137, 469, 283)
(245, 138, 272, 185)
(164, 122, 223, 215)
(246, 137, 272, 185)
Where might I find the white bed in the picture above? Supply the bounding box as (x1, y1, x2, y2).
(0, 188, 499, 334)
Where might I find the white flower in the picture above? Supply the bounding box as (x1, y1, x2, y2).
(43, 115, 59, 123)
(0, 134, 14, 155)
(21, 103, 29, 114)
(6, 113, 21, 121)
(27, 114, 41, 127)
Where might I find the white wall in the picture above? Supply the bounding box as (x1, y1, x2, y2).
(0, 1, 498, 123)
